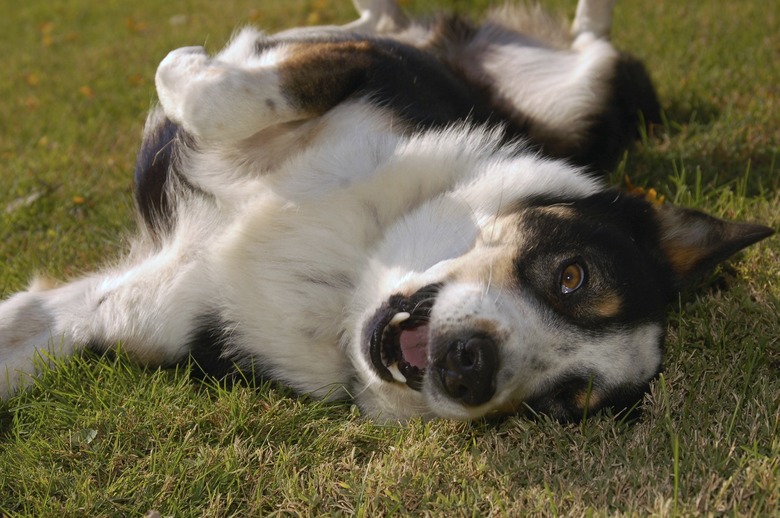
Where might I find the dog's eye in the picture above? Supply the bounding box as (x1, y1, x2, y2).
(560, 263, 585, 294)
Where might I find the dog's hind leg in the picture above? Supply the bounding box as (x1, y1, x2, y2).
(0, 243, 217, 399)
(571, 0, 616, 41)
(345, 0, 408, 33)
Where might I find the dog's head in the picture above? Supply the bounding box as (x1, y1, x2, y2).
(350, 159, 772, 422)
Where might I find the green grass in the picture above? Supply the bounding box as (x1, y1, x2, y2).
(1, 0, 778, 515)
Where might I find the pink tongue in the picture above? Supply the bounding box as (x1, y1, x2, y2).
(399, 325, 429, 369)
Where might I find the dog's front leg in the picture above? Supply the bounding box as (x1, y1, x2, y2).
(0, 277, 110, 398)
(156, 34, 489, 146)
(0, 250, 214, 399)
(154, 42, 295, 143)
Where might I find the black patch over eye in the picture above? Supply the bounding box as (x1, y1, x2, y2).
(560, 262, 585, 294)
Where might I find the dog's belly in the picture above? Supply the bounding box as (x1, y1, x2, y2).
(209, 197, 369, 397)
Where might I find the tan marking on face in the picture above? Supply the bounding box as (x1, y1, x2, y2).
(447, 248, 517, 287)
(589, 291, 622, 319)
(574, 388, 602, 410)
(445, 214, 524, 287)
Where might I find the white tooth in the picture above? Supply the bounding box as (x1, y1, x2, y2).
(387, 363, 407, 383)
(389, 312, 411, 326)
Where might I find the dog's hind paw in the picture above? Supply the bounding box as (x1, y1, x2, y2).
(571, 0, 616, 41)
(347, 0, 408, 33)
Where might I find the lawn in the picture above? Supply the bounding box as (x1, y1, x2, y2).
(1, 0, 778, 515)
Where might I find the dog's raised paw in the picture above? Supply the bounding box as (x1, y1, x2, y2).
(155, 41, 289, 142)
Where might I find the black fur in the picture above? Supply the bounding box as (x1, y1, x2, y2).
(134, 116, 178, 233)
(274, 32, 658, 167)
(134, 21, 660, 236)
(517, 193, 673, 329)
(186, 313, 241, 381)
(571, 53, 661, 170)
(278, 37, 534, 137)
(524, 372, 653, 423)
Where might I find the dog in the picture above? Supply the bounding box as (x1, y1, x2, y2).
(0, 0, 773, 422)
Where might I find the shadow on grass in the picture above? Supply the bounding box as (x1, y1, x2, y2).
(664, 95, 722, 130)
(619, 93, 778, 198)
(0, 407, 13, 438)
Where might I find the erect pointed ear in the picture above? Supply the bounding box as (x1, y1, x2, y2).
(653, 204, 774, 283)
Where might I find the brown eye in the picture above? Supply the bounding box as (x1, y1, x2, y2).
(560, 263, 585, 294)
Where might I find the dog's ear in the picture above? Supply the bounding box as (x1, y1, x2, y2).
(653, 204, 774, 283)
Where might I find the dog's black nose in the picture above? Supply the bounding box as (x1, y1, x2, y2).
(435, 335, 498, 406)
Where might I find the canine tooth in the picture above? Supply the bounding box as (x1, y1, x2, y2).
(387, 363, 407, 383)
(389, 312, 411, 326)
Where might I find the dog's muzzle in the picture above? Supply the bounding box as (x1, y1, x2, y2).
(366, 283, 499, 407)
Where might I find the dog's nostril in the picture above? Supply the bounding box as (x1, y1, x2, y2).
(459, 348, 476, 368)
(436, 335, 498, 406)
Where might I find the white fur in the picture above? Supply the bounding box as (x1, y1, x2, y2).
(156, 41, 292, 142)
(460, 27, 618, 144)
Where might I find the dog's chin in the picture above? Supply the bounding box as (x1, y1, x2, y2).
(364, 283, 441, 392)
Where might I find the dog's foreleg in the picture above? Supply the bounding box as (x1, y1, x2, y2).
(155, 42, 298, 143)
(154, 33, 382, 144)
(155, 35, 479, 146)
(0, 250, 214, 399)
(571, 0, 616, 42)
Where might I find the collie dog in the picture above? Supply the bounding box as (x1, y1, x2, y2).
(0, 0, 772, 421)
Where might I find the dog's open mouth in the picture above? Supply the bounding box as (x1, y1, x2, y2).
(367, 284, 441, 390)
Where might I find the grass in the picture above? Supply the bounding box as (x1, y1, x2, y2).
(1, 0, 778, 515)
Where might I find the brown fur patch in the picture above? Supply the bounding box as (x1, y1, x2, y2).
(589, 291, 622, 319)
(574, 388, 601, 410)
(447, 215, 524, 287)
(280, 41, 376, 115)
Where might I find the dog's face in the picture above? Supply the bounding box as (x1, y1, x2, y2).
(350, 186, 771, 422)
